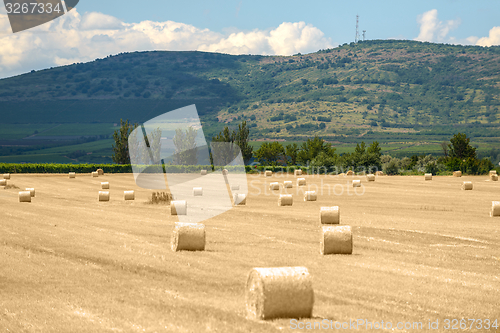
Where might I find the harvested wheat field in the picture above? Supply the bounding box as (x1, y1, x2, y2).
(0, 173, 499, 332)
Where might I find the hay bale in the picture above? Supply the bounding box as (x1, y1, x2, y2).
(320, 225, 352, 255)
(201, 169, 208, 175)
(269, 182, 280, 191)
(124, 190, 135, 200)
(0, 179, 7, 186)
(245, 266, 314, 320)
(294, 169, 302, 176)
(297, 178, 306, 186)
(92, 171, 98, 177)
(171, 200, 187, 215)
(453, 171, 462, 177)
(101, 182, 110, 189)
(424, 173, 432, 180)
(283, 181, 293, 188)
(490, 170, 497, 176)
(171, 222, 205, 251)
(366, 174, 375, 182)
(19, 191, 31, 203)
(25, 188, 35, 197)
(265, 170, 272, 177)
(3, 173, 10, 180)
(304, 191, 317, 201)
(69, 172, 76, 178)
(490, 174, 498, 181)
(352, 180, 361, 187)
(320, 207, 339, 224)
(98, 191, 110, 202)
(97, 169, 104, 176)
(462, 181, 473, 190)
(346, 170, 354, 176)
(231, 185, 240, 191)
(222, 169, 229, 175)
(193, 187, 203, 196)
(375, 171, 384, 176)
(233, 193, 247, 205)
(278, 194, 293, 206)
(491, 201, 500, 217)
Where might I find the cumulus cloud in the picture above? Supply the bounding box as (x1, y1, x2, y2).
(414, 9, 460, 43)
(476, 26, 500, 46)
(0, 10, 334, 78)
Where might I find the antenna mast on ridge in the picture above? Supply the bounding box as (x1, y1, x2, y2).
(355, 14, 359, 43)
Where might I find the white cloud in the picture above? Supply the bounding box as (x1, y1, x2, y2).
(0, 10, 334, 79)
(476, 26, 500, 46)
(414, 9, 460, 43)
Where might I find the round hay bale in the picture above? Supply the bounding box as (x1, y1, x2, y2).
(453, 171, 462, 177)
(231, 184, 240, 191)
(171, 222, 205, 251)
(0, 179, 7, 186)
(245, 266, 314, 320)
(320, 225, 352, 255)
(490, 174, 498, 181)
(278, 194, 293, 206)
(97, 169, 104, 176)
(99, 191, 110, 202)
(269, 182, 279, 191)
(320, 206, 339, 224)
(101, 182, 110, 189)
(346, 170, 354, 176)
(171, 200, 187, 215)
(375, 171, 384, 176)
(366, 174, 375, 182)
(352, 180, 361, 187)
(304, 191, 317, 201)
(490, 170, 497, 176)
(222, 169, 229, 175)
(201, 169, 208, 175)
(92, 172, 98, 178)
(124, 191, 135, 200)
(193, 187, 203, 196)
(491, 201, 500, 217)
(233, 193, 247, 206)
(424, 173, 432, 181)
(265, 170, 272, 177)
(25, 188, 35, 197)
(283, 181, 293, 188)
(462, 181, 473, 190)
(3, 173, 10, 180)
(19, 191, 31, 203)
(69, 172, 76, 178)
(297, 178, 306, 187)
(294, 169, 302, 176)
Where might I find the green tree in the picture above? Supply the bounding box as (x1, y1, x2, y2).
(285, 143, 299, 165)
(297, 136, 336, 165)
(173, 127, 198, 165)
(448, 132, 476, 159)
(235, 121, 253, 164)
(254, 142, 285, 166)
(112, 119, 138, 164)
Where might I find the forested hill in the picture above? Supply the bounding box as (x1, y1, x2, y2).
(1, 39, 500, 140)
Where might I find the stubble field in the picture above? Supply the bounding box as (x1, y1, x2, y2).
(0, 173, 499, 332)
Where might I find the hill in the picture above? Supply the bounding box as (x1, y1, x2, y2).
(1, 40, 500, 163)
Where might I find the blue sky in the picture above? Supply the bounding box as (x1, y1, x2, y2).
(1, 0, 500, 78)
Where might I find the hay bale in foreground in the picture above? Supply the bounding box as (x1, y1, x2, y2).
(193, 187, 203, 196)
(69, 172, 76, 178)
(491, 201, 500, 217)
(92, 172, 98, 178)
(304, 191, 317, 201)
(3, 173, 10, 180)
(124, 191, 135, 200)
(366, 174, 375, 182)
(424, 173, 432, 180)
(99, 191, 110, 202)
(352, 180, 361, 187)
(19, 191, 31, 203)
(490, 174, 498, 181)
(269, 182, 279, 191)
(25, 188, 35, 197)
(490, 170, 497, 176)
(453, 171, 462, 177)
(171, 200, 187, 215)
(101, 182, 110, 189)
(320, 225, 352, 255)
(320, 206, 339, 224)
(346, 170, 354, 176)
(462, 181, 473, 190)
(278, 194, 293, 206)
(171, 222, 205, 251)
(297, 178, 306, 186)
(294, 169, 302, 176)
(201, 169, 207, 175)
(0, 179, 7, 186)
(245, 266, 314, 320)
(97, 169, 104, 176)
(265, 170, 272, 177)
(231, 185, 240, 191)
(233, 193, 247, 206)
(284, 181, 293, 188)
